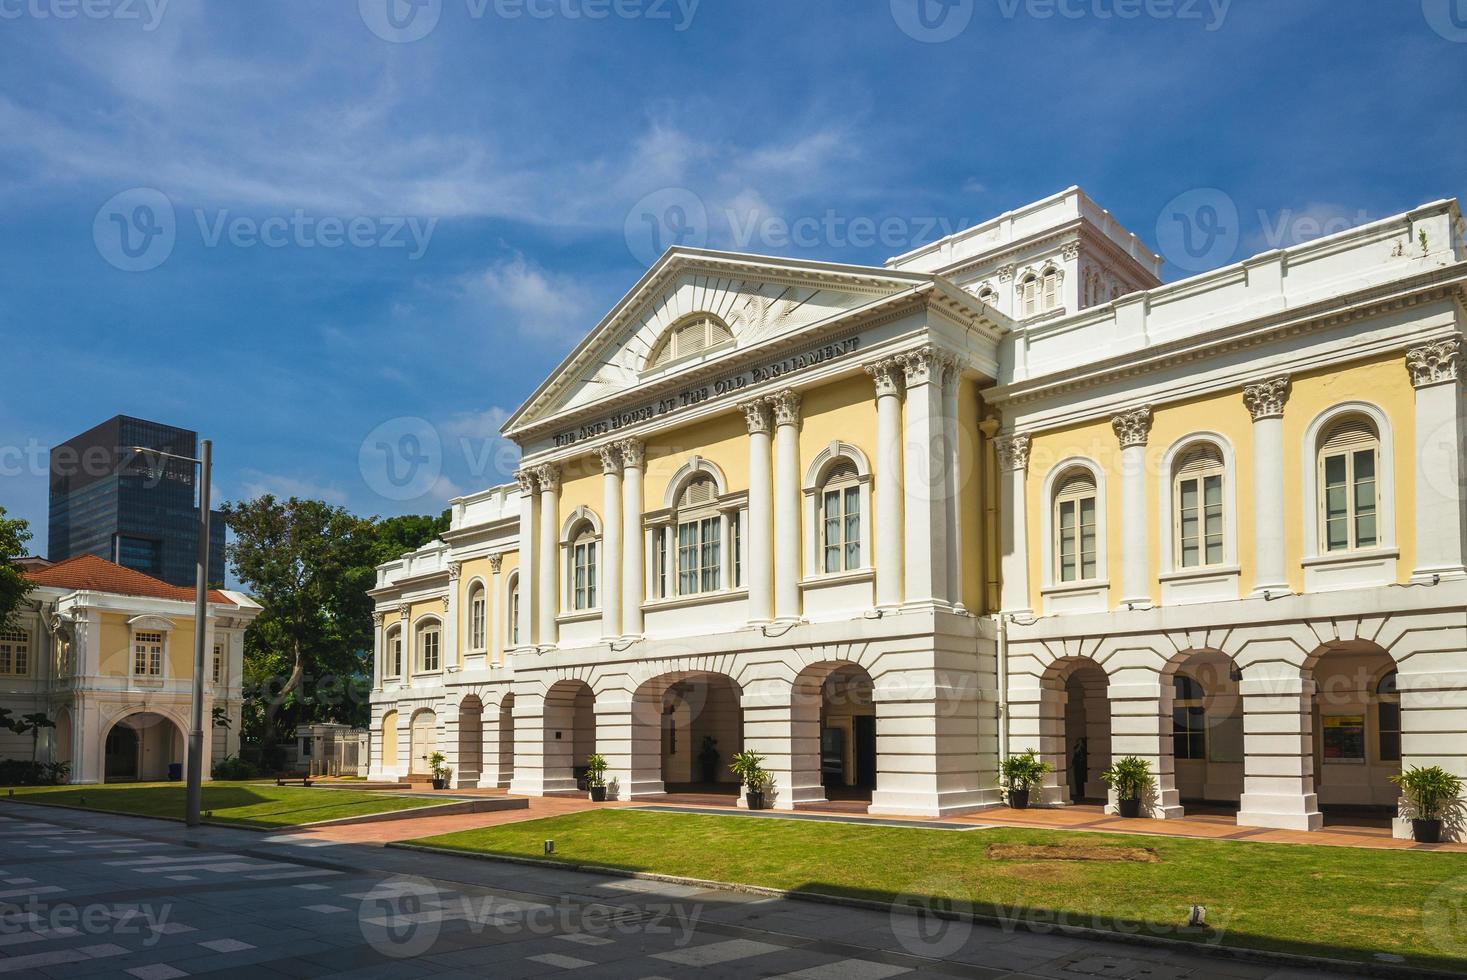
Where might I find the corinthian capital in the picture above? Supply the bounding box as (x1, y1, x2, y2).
(488, 553, 504, 575)
(1243, 376, 1291, 421)
(617, 438, 646, 469)
(738, 398, 772, 435)
(532, 463, 561, 493)
(864, 357, 903, 398)
(594, 444, 622, 475)
(1407, 337, 1462, 389)
(994, 433, 1032, 472)
(900, 346, 954, 388)
(766, 389, 802, 427)
(447, 561, 462, 582)
(1111, 405, 1154, 449)
(514, 469, 537, 496)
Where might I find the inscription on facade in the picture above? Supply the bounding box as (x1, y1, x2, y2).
(553, 336, 861, 447)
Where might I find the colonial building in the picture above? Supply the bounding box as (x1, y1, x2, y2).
(2, 554, 260, 782)
(369, 187, 1467, 838)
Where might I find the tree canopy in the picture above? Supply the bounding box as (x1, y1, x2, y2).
(0, 507, 34, 631)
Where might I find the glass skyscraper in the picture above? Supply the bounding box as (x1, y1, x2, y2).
(48, 416, 226, 587)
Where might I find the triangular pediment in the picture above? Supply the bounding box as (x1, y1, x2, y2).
(505, 249, 932, 435)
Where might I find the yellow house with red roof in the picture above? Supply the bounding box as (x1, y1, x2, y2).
(3, 554, 261, 783)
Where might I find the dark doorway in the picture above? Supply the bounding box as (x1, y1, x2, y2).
(820, 727, 844, 788)
(105, 726, 138, 782)
(854, 715, 877, 790)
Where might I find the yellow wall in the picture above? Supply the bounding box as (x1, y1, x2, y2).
(1023, 349, 1418, 611)
(798, 374, 878, 578)
(98, 611, 201, 677)
(556, 454, 604, 531)
(645, 411, 749, 506)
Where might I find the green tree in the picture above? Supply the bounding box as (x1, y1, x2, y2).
(369, 510, 451, 566)
(221, 496, 378, 751)
(0, 507, 34, 631)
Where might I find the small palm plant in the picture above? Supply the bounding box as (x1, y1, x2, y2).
(1392, 765, 1464, 842)
(1100, 756, 1155, 817)
(427, 750, 451, 789)
(585, 753, 609, 801)
(729, 750, 769, 809)
(998, 749, 1051, 809)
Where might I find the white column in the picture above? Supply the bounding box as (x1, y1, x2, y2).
(444, 563, 460, 669)
(769, 389, 803, 621)
(535, 464, 560, 647)
(596, 445, 624, 640)
(995, 433, 1031, 613)
(619, 440, 645, 637)
(941, 360, 965, 612)
(1113, 405, 1153, 607)
(740, 399, 774, 623)
(398, 603, 412, 683)
(1106, 668, 1183, 819)
(900, 347, 952, 609)
(488, 554, 504, 664)
(371, 613, 384, 692)
(1236, 661, 1323, 831)
(865, 359, 905, 608)
(514, 470, 537, 648)
(1244, 377, 1291, 596)
(1408, 338, 1467, 581)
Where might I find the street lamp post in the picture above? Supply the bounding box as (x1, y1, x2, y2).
(130, 440, 212, 828)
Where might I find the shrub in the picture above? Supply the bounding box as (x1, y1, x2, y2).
(0, 759, 47, 786)
(998, 749, 1051, 796)
(1101, 756, 1155, 800)
(584, 753, 608, 788)
(1392, 765, 1464, 821)
(729, 750, 768, 791)
(211, 755, 260, 780)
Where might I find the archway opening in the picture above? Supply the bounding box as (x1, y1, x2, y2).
(495, 694, 515, 789)
(792, 662, 877, 805)
(543, 680, 596, 793)
(1309, 642, 1400, 819)
(457, 695, 483, 788)
(1168, 651, 1244, 811)
(409, 709, 439, 777)
(380, 710, 399, 773)
(103, 712, 183, 783)
(633, 672, 744, 798)
(1059, 661, 1111, 804)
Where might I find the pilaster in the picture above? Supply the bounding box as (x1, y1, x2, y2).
(1112, 405, 1153, 608)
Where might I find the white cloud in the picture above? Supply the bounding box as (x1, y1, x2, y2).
(236, 470, 350, 506)
(460, 256, 593, 344)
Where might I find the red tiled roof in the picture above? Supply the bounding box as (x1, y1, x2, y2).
(25, 554, 237, 606)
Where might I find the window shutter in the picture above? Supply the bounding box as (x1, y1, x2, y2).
(823, 462, 858, 485)
(679, 476, 715, 507)
(1322, 417, 1376, 454)
(676, 319, 708, 356)
(1176, 444, 1224, 478)
(1056, 470, 1096, 498)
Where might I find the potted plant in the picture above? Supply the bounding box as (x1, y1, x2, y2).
(698, 736, 721, 785)
(998, 749, 1051, 809)
(1392, 765, 1463, 843)
(730, 750, 769, 810)
(1101, 756, 1155, 817)
(585, 753, 609, 802)
(427, 751, 451, 790)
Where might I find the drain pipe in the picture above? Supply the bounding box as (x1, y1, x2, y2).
(996, 612, 1010, 766)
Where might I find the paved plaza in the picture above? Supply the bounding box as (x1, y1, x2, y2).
(0, 802, 1359, 978)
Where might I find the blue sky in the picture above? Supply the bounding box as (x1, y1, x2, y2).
(2, 0, 1465, 562)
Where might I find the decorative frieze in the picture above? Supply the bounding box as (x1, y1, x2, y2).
(1111, 405, 1154, 449)
(863, 358, 903, 398)
(1407, 338, 1461, 388)
(1061, 240, 1081, 261)
(738, 398, 772, 434)
(994, 433, 1032, 472)
(767, 389, 802, 427)
(997, 263, 1016, 282)
(1243, 376, 1291, 421)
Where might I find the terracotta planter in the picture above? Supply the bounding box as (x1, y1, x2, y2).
(1413, 818, 1443, 843)
(1008, 789, 1030, 810)
(590, 785, 607, 802)
(1118, 797, 1142, 818)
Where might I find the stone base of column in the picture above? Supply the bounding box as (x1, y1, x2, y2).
(450, 771, 480, 789)
(1247, 582, 1290, 600)
(1237, 793, 1323, 831)
(625, 778, 666, 799)
(868, 788, 993, 818)
(1105, 787, 1184, 819)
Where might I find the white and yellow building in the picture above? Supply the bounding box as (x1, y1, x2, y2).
(3, 554, 260, 782)
(370, 187, 1467, 838)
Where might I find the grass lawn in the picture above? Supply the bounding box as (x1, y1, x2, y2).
(6, 781, 443, 828)
(414, 809, 1467, 973)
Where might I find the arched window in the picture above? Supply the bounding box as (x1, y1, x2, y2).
(416, 619, 441, 673)
(385, 624, 402, 677)
(1041, 266, 1060, 311)
(820, 462, 862, 574)
(0, 627, 30, 677)
(506, 572, 521, 646)
(467, 582, 487, 651)
(1318, 415, 1380, 554)
(976, 285, 997, 305)
(570, 522, 598, 610)
(1376, 669, 1401, 762)
(1053, 469, 1098, 583)
(1019, 274, 1040, 317)
(645, 314, 734, 371)
(1173, 444, 1225, 569)
(675, 475, 722, 595)
(1172, 674, 1207, 760)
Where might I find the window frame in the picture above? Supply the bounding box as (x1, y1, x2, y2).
(506, 571, 521, 646)
(415, 618, 442, 674)
(1301, 402, 1397, 564)
(801, 445, 874, 582)
(1317, 417, 1382, 555)
(384, 624, 403, 678)
(1039, 458, 1109, 598)
(644, 313, 735, 372)
(1171, 673, 1208, 761)
(1157, 434, 1240, 582)
(133, 629, 165, 678)
(1172, 446, 1227, 570)
(1053, 471, 1099, 584)
(0, 626, 31, 678)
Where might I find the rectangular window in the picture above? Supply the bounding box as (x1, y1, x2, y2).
(821, 484, 861, 574)
(1378, 701, 1401, 762)
(470, 594, 486, 649)
(0, 629, 28, 677)
(213, 643, 223, 683)
(1055, 494, 1097, 583)
(134, 631, 163, 677)
(573, 540, 597, 610)
(421, 630, 440, 672)
(392, 635, 403, 675)
(1323, 446, 1379, 553)
(1177, 474, 1223, 568)
(508, 590, 520, 646)
(676, 517, 721, 595)
(1172, 706, 1206, 760)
